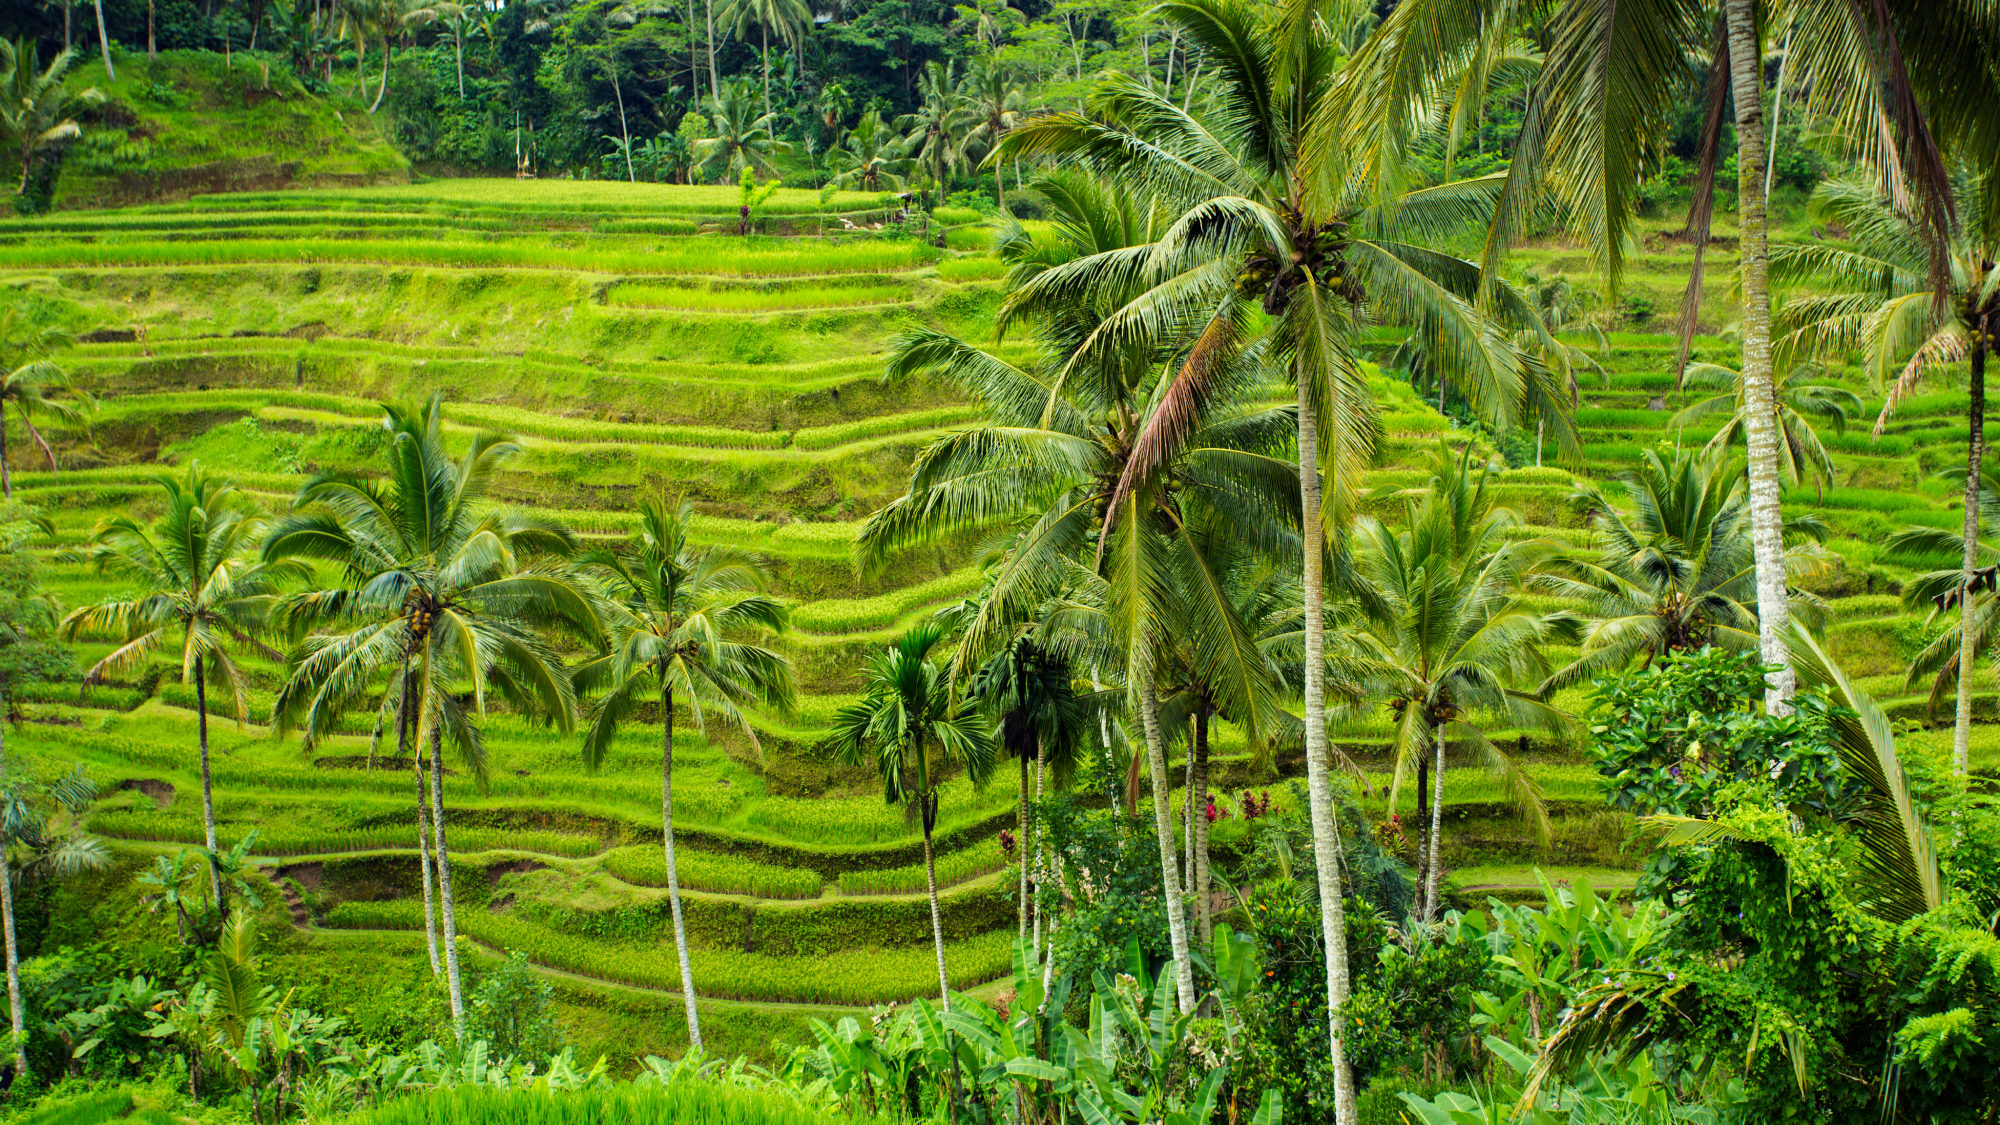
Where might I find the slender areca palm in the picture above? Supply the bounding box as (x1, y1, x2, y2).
(1352, 448, 1571, 922)
(0, 301, 91, 499)
(1536, 447, 1828, 693)
(827, 623, 995, 1009)
(264, 395, 596, 1035)
(1668, 362, 1860, 498)
(964, 630, 1085, 953)
(63, 466, 294, 902)
(998, 4, 1574, 1105)
(574, 497, 795, 1050)
(718, 0, 811, 116)
(1774, 174, 2000, 772)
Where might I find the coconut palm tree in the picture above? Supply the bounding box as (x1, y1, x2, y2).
(1668, 361, 1861, 498)
(1774, 174, 2000, 772)
(718, 0, 811, 117)
(63, 466, 294, 904)
(693, 80, 791, 184)
(1352, 447, 1573, 923)
(827, 622, 996, 1009)
(0, 300, 91, 498)
(264, 395, 597, 1035)
(957, 58, 1025, 213)
(0, 39, 104, 199)
(828, 111, 912, 193)
(1343, 0, 1988, 720)
(0, 759, 104, 1078)
(1536, 446, 1829, 694)
(574, 496, 795, 1050)
(858, 167, 1301, 1014)
(897, 60, 971, 208)
(997, 3, 1578, 1105)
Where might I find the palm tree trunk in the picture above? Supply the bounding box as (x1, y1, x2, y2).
(921, 792, 950, 1010)
(1956, 327, 1987, 775)
(428, 725, 466, 1036)
(704, 0, 719, 105)
(149, 0, 157, 58)
(1422, 724, 1446, 924)
(92, 0, 115, 80)
(369, 39, 391, 114)
(1194, 704, 1211, 946)
(355, 34, 366, 101)
(1, 843, 24, 1080)
(416, 762, 440, 975)
(613, 72, 635, 183)
(761, 24, 771, 118)
(400, 670, 439, 975)
(1723, 0, 1794, 714)
(194, 659, 221, 907)
(661, 687, 703, 1048)
(994, 139, 1006, 214)
(1297, 369, 1359, 1125)
(1017, 748, 1029, 940)
(1138, 680, 1195, 1013)
(453, 26, 464, 99)
(1, 401, 11, 499)
(1031, 739, 1045, 962)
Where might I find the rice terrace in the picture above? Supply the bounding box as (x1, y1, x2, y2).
(0, 2, 1995, 1123)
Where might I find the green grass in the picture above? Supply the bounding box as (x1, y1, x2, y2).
(0, 235, 942, 275)
(321, 899, 1012, 1003)
(608, 280, 913, 311)
(601, 845, 823, 899)
(838, 843, 1011, 895)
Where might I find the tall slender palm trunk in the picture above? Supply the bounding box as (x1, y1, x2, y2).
(1138, 681, 1195, 1013)
(1956, 325, 1988, 774)
(704, 0, 719, 105)
(1, 838, 22, 1080)
(1193, 705, 1211, 946)
(1723, 0, 1794, 713)
(1422, 725, 1445, 923)
(416, 763, 440, 975)
(428, 725, 466, 1035)
(402, 670, 440, 975)
(661, 688, 702, 1047)
(761, 25, 771, 118)
(194, 661, 221, 907)
(1031, 741, 1045, 960)
(369, 40, 391, 114)
(921, 790, 950, 1009)
(1018, 750, 1030, 940)
(92, 0, 115, 80)
(1297, 372, 1358, 1125)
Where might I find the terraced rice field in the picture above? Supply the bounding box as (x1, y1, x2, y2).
(7, 181, 1983, 1064)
